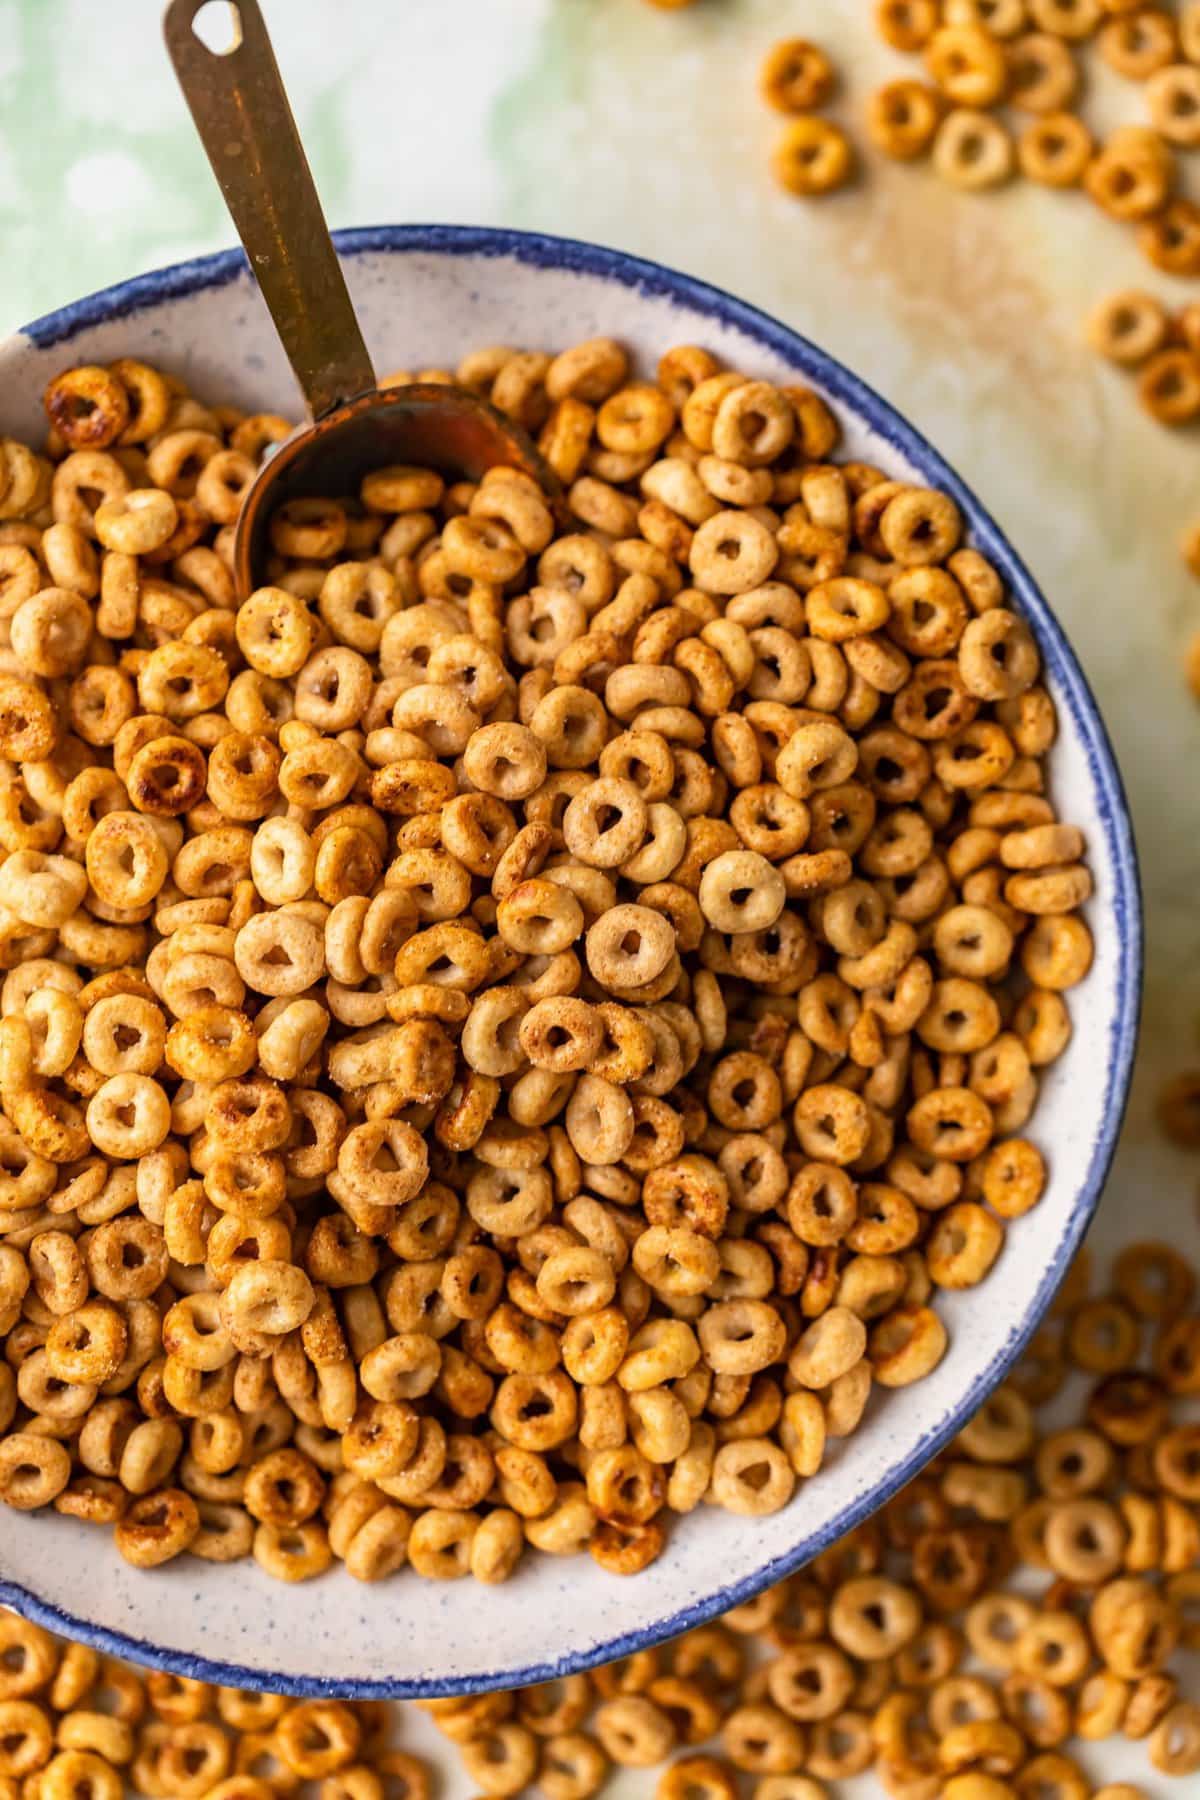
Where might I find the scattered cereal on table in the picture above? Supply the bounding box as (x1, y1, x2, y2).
(771, 117, 856, 196)
(430, 1236, 1200, 1793)
(760, 39, 837, 115)
(0, 1622, 433, 1800)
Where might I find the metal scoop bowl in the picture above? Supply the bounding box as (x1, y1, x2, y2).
(164, 0, 557, 599)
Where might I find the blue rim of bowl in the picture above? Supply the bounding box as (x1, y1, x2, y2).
(3, 224, 1142, 1697)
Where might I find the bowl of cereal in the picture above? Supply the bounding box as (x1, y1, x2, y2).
(0, 226, 1140, 1697)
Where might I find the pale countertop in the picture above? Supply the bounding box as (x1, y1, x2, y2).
(5, 0, 1200, 1788)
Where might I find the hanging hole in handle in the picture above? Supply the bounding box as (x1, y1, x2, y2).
(191, 0, 243, 54)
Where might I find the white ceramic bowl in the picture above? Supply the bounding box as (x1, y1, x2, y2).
(0, 227, 1140, 1697)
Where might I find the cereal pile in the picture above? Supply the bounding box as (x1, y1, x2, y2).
(868, 0, 1200, 220)
(0, 338, 1092, 1586)
(0, 1614, 431, 1800)
(427, 1238, 1200, 1795)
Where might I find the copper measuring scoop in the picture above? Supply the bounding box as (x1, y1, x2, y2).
(163, 0, 557, 599)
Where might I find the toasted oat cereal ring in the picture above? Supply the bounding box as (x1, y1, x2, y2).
(880, 490, 962, 567)
(830, 1576, 922, 1659)
(138, 639, 229, 718)
(697, 849, 786, 933)
(770, 118, 855, 198)
(93, 489, 178, 560)
(1089, 1577, 1179, 1681)
(1144, 69, 1200, 153)
(1138, 348, 1200, 425)
(0, 1698, 55, 1777)
(85, 1073, 171, 1159)
(894, 659, 980, 740)
(536, 1245, 617, 1318)
(1107, 1244, 1193, 1337)
(462, 721, 548, 801)
(791, 1084, 870, 1165)
(1018, 111, 1093, 184)
(981, 1136, 1046, 1218)
(689, 508, 781, 593)
(0, 676, 57, 763)
(1086, 131, 1174, 222)
(563, 777, 649, 868)
(932, 109, 1015, 188)
(113, 1488, 199, 1567)
(272, 1700, 363, 1778)
(907, 1087, 994, 1161)
(1014, 1612, 1101, 1692)
(787, 1306, 865, 1390)
(927, 25, 1010, 103)
(100, 360, 170, 450)
(585, 1443, 666, 1530)
(917, 977, 1001, 1054)
(265, 495, 347, 561)
(871, 1305, 948, 1386)
(0, 1432, 71, 1509)
(519, 996, 603, 1072)
(1151, 1317, 1200, 1396)
(876, 0, 940, 49)
(806, 577, 891, 642)
(695, 1297, 786, 1376)
(85, 810, 169, 908)
(590, 1693, 675, 1768)
(761, 38, 836, 112)
(235, 586, 317, 679)
(234, 909, 325, 995)
(359, 462, 444, 512)
(123, 734, 208, 817)
(541, 340, 628, 412)
(1099, 11, 1176, 79)
(712, 382, 796, 470)
(596, 382, 674, 458)
(866, 80, 944, 159)
(776, 720, 859, 799)
(585, 903, 675, 990)
(1003, 861, 1092, 915)
(1020, 913, 1093, 988)
(496, 878, 584, 957)
(1139, 198, 1200, 275)
(926, 1199, 1004, 1287)
(1042, 1497, 1128, 1586)
(1087, 290, 1171, 365)
(710, 1438, 795, 1517)
(1009, 31, 1079, 112)
(928, 720, 1014, 792)
(251, 1520, 333, 1582)
(10, 586, 91, 678)
(44, 366, 131, 449)
(1152, 1423, 1200, 1500)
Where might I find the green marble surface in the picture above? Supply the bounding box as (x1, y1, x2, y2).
(4, 1, 1199, 1781)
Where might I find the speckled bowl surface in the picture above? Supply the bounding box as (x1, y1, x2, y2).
(0, 225, 1140, 1697)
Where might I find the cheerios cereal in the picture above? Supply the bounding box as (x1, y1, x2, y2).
(0, 336, 1090, 1589)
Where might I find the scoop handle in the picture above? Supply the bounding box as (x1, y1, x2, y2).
(164, 0, 375, 419)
